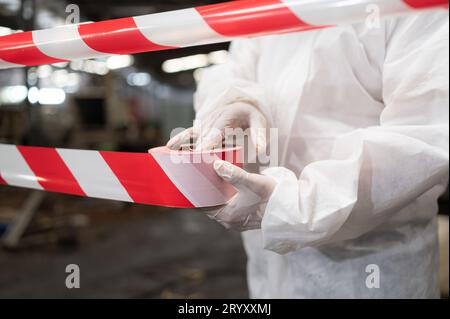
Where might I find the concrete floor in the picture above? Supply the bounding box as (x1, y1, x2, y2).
(1, 188, 448, 298)
(0, 189, 248, 298)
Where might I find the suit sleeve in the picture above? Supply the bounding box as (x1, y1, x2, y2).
(260, 12, 449, 254)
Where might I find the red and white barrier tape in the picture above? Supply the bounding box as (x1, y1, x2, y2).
(0, 144, 243, 208)
(0, 0, 447, 69)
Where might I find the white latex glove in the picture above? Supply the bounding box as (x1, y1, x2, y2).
(166, 102, 273, 231)
(167, 102, 267, 154)
(205, 159, 276, 231)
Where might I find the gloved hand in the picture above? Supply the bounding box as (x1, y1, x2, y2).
(166, 101, 274, 231)
(167, 102, 268, 154)
(204, 159, 276, 231)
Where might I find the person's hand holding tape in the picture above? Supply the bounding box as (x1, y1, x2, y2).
(166, 102, 276, 231)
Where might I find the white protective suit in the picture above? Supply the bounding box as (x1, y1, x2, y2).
(194, 11, 449, 298)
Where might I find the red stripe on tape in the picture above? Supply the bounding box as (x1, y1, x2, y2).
(78, 17, 174, 55)
(196, 0, 318, 37)
(219, 149, 244, 168)
(0, 32, 65, 66)
(402, 0, 449, 8)
(17, 146, 85, 196)
(0, 173, 6, 185)
(100, 151, 194, 208)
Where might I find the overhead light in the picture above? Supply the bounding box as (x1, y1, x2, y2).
(162, 54, 209, 73)
(82, 60, 108, 75)
(70, 60, 109, 75)
(38, 88, 66, 105)
(37, 65, 53, 79)
(106, 55, 134, 70)
(51, 69, 68, 86)
(127, 72, 151, 87)
(0, 85, 27, 104)
(27, 87, 66, 105)
(27, 87, 40, 104)
(69, 60, 83, 71)
(208, 50, 228, 64)
(1, 0, 21, 13)
(36, 10, 65, 29)
(161, 50, 229, 74)
(69, 56, 133, 74)
(27, 67, 39, 86)
(51, 70, 80, 89)
(52, 62, 69, 68)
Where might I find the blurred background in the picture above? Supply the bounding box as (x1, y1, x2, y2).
(0, 0, 447, 298)
(0, 0, 248, 298)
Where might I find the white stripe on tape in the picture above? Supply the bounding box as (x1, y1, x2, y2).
(0, 144, 43, 190)
(32, 24, 104, 61)
(0, 58, 23, 69)
(56, 148, 133, 202)
(133, 8, 227, 48)
(282, 0, 412, 26)
(151, 152, 230, 207)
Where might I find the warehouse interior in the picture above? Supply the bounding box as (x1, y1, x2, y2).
(0, 0, 249, 298)
(0, 0, 448, 298)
